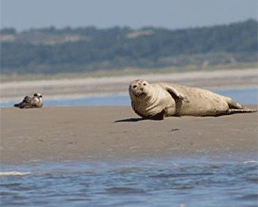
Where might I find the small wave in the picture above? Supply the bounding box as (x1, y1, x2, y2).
(149, 172, 213, 178)
(243, 160, 258, 164)
(0, 171, 31, 176)
(105, 187, 146, 195)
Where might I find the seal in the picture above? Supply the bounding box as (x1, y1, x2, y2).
(129, 79, 256, 119)
(14, 93, 43, 109)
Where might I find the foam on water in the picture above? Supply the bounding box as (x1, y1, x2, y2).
(0, 171, 31, 176)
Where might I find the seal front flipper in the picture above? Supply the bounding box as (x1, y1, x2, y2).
(161, 85, 190, 116)
(162, 85, 189, 103)
(133, 106, 165, 120)
(148, 109, 165, 120)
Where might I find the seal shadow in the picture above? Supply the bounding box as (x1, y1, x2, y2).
(114, 117, 147, 123)
(114, 111, 175, 123)
(114, 116, 167, 122)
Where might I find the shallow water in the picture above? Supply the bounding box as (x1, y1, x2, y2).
(1, 87, 257, 107)
(1, 157, 257, 207)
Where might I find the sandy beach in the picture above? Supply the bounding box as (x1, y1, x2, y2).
(1, 68, 257, 164)
(1, 105, 257, 164)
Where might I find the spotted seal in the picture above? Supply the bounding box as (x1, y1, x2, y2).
(14, 93, 43, 109)
(129, 79, 256, 119)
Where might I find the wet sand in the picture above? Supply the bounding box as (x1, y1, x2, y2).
(1, 106, 257, 164)
(1, 68, 257, 102)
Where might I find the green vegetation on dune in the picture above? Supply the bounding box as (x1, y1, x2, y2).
(1, 19, 257, 75)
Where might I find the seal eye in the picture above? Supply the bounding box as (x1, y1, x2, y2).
(133, 85, 137, 89)
(143, 83, 146, 86)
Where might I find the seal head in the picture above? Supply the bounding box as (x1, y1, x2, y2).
(129, 79, 176, 119)
(33, 93, 43, 108)
(129, 79, 153, 99)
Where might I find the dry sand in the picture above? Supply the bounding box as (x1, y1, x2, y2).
(1, 106, 257, 164)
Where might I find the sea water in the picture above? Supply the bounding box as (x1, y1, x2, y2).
(1, 156, 258, 207)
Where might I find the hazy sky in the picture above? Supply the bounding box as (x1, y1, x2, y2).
(1, 0, 257, 31)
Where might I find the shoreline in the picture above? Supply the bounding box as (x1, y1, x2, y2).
(1, 85, 257, 104)
(1, 68, 257, 102)
(1, 105, 257, 164)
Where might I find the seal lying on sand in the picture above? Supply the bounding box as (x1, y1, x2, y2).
(14, 93, 43, 109)
(129, 79, 256, 119)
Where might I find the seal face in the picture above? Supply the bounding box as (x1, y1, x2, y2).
(129, 80, 256, 119)
(14, 93, 43, 109)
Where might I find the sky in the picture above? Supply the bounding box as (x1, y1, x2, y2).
(1, 0, 257, 32)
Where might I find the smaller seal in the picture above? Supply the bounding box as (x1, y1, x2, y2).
(129, 79, 257, 119)
(14, 93, 43, 109)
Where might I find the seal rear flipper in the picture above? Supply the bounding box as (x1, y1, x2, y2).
(14, 103, 20, 108)
(225, 97, 257, 113)
(225, 97, 244, 109)
(14, 102, 31, 109)
(14, 102, 26, 108)
(227, 108, 257, 114)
